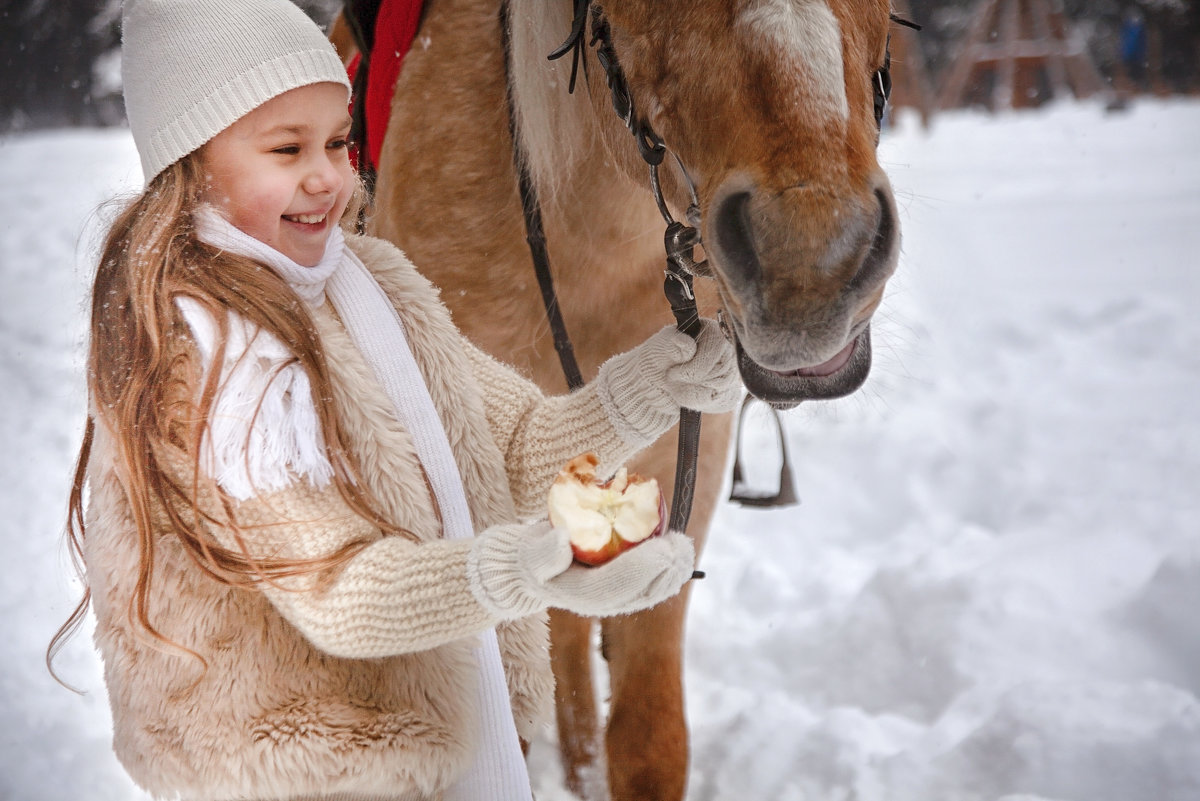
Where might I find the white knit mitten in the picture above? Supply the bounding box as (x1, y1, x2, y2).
(596, 319, 741, 443)
(467, 522, 695, 620)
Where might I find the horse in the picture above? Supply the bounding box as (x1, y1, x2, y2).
(332, 0, 903, 797)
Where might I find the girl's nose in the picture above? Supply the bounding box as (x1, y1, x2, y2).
(303, 155, 342, 195)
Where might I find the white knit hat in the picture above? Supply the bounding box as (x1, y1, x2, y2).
(122, 0, 352, 184)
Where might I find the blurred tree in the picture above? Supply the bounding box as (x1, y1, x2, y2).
(0, 0, 121, 131)
(0, 0, 340, 133)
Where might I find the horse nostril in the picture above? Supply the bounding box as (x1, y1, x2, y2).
(849, 189, 895, 291)
(713, 190, 760, 288)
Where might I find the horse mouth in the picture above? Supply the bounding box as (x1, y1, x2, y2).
(731, 326, 873, 410)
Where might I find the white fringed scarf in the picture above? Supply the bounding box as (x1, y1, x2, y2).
(193, 207, 533, 801)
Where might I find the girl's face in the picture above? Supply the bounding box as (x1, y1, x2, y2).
(200, 83, 354, 267)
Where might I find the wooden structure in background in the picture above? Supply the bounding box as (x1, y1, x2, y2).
(937, 0, 1107, 110)
(888, 0, 935, 126)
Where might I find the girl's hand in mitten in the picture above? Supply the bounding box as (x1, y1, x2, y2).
(663, 317, 742, 413)
(596, 318, 741, 443)
(466, 521, 695, 620)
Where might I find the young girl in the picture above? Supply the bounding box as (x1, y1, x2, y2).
(55, 0, 741, 799)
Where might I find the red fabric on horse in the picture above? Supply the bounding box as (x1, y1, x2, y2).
(348, 0, 424, 170)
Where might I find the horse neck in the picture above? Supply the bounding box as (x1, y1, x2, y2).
(507, 0, 662, 255)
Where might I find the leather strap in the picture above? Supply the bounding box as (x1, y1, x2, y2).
(500, 3, 585, 392)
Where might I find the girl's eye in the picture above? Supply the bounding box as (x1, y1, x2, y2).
(271, 145, 300, 155)
(328, 138, 350, 150)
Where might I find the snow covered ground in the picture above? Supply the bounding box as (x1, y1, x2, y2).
(3, 97, 1199, 800)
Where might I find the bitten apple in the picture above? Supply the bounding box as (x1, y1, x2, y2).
(547, 453, 666, 566)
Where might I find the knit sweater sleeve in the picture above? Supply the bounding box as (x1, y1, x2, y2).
(156, 442, 499, 658)
(461, 341, 659, 518)
(226, 479, 501, 658)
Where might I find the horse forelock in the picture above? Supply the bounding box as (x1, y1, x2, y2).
(504, 0, 884, 226)
(737, 0, 849, 124)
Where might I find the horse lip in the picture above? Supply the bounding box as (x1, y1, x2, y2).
(732, 326, 873, 409)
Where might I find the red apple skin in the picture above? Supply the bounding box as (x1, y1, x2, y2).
(571, 535, 632, 567)
(569, 493, 668, 567)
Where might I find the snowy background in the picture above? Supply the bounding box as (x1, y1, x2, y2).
(3, 97, 1199, 800)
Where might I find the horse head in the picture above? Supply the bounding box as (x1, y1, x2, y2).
(533, 0, 902, 407)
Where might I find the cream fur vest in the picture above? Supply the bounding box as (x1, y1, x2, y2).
(83, 235, 551, 801)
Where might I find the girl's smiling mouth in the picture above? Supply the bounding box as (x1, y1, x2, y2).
(283, 212, 328, 225)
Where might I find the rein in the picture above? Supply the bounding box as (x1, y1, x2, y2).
(499, 17, 585, 391)
(500, 0, 707, 536)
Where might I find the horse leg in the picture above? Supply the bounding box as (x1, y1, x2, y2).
(550, 609, 602, 798)
(600, 589, 691, 801)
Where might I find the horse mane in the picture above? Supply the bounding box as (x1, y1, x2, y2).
(507, 0, 598, 209)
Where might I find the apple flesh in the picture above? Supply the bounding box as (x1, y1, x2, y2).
(548, 453, 666, 566)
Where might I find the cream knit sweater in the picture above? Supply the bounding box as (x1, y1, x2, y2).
(163, 304, 644, 660)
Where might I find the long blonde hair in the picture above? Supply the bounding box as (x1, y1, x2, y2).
(49, 152, 396, 682)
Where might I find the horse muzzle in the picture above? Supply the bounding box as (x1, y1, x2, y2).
(704, 172, 900, 407)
